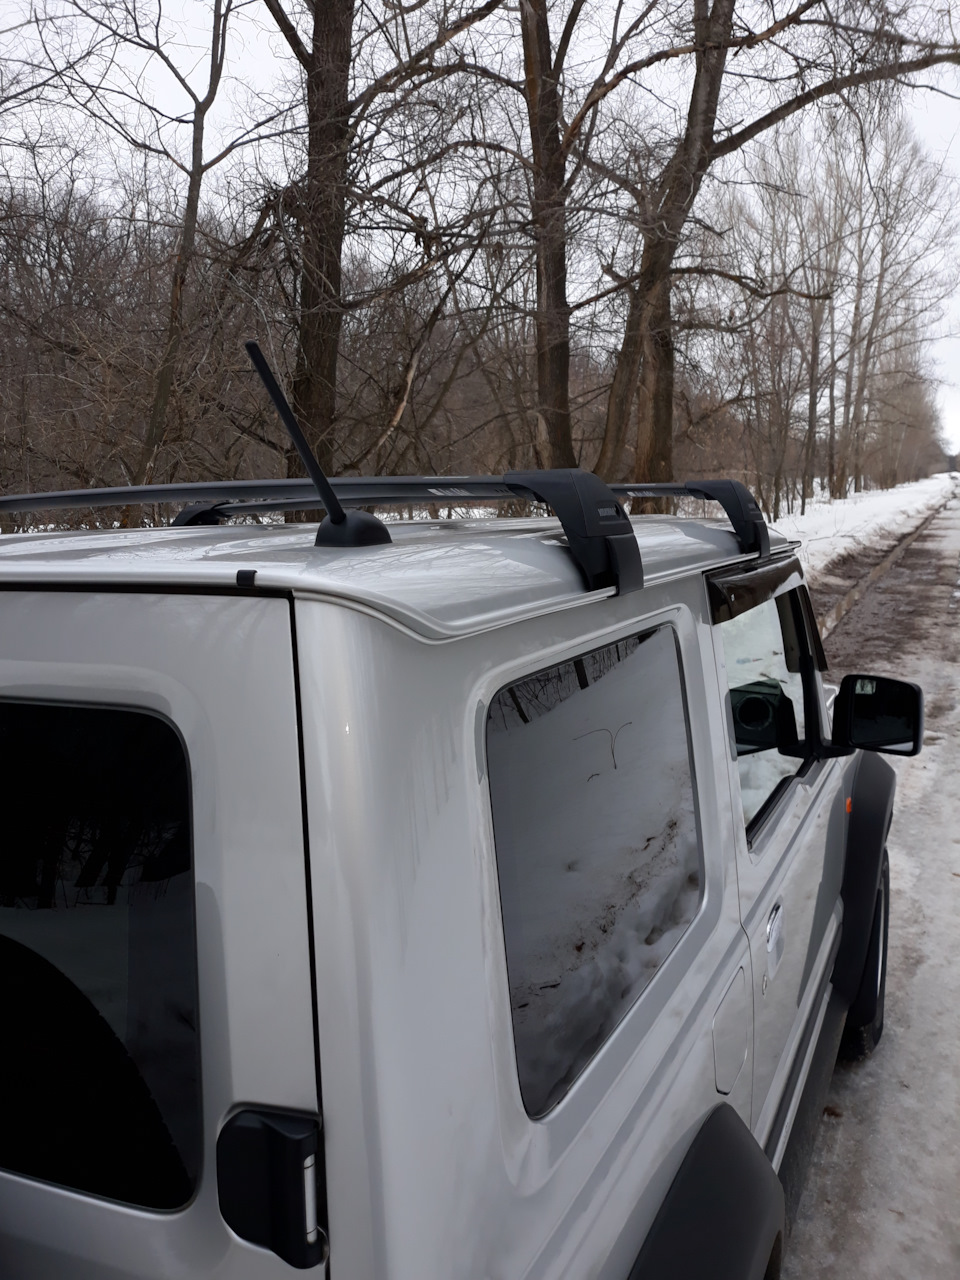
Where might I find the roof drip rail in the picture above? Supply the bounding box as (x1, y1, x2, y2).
(244, 341, 391, 549)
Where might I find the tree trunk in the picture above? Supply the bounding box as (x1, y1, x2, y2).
(594, 284, 642, 480)
(132, 138, 206, 488)
(827, 304, 838, 497)
(633, 281, 674, 484)
(519, 0, 576, 469)
(595, 239, 672, 480)
(598, 0, 736, 483)
(128, 0, 231, 493)
(292, 0, 355, 476)
(801, 320, 820, 514)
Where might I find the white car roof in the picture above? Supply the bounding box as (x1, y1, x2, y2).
(0, 516, 794, 640)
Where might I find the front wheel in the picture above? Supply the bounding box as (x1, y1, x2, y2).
(839, 848, 889, 1060)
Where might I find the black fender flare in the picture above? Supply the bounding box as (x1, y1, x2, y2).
(628, 1104, 784, 1280)
(831, 750, 896, 1004)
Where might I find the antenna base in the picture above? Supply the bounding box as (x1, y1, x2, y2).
(315, 510, 392, 548)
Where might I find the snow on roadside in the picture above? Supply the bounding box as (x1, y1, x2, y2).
(768, 473, 958, 581)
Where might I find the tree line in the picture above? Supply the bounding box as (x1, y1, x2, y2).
(1, 0, 957, 526)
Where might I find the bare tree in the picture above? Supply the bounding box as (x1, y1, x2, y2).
(36, 0, 288, 488)
(684, 108, 955, 508)
(579, 3, 960, 482)
(257, 0, 505, 474)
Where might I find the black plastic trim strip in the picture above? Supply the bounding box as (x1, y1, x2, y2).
(798, 585, 829, 671)
(0, 580, 293, 599)
(628, 1104, 784, 1280)
(744, 774, 795, 848)
(831, 751, 896, 1002)
(707, 555, 804, 624)
(776, 988, 848, 1232)
(763, 924, 843, 1165)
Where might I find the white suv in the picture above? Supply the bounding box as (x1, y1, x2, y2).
(0, 356, 920, 1280)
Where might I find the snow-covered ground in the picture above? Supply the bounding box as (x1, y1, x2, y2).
(768, 474, 957, 579)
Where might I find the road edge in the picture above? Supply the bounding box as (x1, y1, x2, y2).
(818, 482, 959, 640)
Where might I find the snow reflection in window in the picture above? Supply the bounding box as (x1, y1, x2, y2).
(487, 626, 702, 1116)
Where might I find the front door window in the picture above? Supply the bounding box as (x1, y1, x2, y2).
(718, 593, 812, 828)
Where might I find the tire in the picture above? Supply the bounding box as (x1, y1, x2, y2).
(839, 848, 889, 1060)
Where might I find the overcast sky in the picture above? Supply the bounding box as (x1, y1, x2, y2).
(908, 79, 960, 457)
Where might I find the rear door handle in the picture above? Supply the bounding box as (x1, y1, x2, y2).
(766, 902, 785, 976)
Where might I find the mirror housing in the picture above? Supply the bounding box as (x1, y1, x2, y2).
(832, 674, 923, 757)
(730, 678, 800, 756)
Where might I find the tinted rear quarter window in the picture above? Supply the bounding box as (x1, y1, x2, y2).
(0, 702, 201, 1209)
(486, 626, 702, 1116)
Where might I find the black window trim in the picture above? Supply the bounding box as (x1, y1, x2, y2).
(707, 554, 805, 625)
(741, 587, 834, 848)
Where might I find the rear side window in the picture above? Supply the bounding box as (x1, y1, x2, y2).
(0, 703, 200, 1210)
(486, 627, 702, 1117)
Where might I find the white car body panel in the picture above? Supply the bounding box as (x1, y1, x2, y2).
(0, 591, 315, 1279)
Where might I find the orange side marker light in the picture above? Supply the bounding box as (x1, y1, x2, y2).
(846, 797, 853, 814)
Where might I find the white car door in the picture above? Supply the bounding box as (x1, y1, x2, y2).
(0, 589, 321, 1279)
(711, 565, 846, 1152)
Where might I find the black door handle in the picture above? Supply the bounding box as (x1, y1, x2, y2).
(217, 1107, 329, 1270)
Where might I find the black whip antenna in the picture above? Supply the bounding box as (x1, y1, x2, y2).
(245, 340, 391, 548)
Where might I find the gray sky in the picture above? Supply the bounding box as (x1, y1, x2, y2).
(908, 81, 960, 457)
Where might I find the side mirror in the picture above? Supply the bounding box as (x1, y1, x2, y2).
(832, 674, 923, 756)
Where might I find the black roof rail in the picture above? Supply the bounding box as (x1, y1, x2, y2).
(0, 470, 644, 596)
(610, 480, 770, 559)
(168, 476, 769, 561)
(0, 472, 770, 596)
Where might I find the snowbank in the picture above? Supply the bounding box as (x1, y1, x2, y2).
(768, 474, 957, 580)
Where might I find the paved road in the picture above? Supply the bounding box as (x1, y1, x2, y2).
(783, 496, 960, 1278)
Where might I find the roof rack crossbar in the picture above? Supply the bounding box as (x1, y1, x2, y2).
(0, 478, 319, 515)
(611, 479, 770, 558)
(177, 469, 645, 594)
(0, 472, 770, 591)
